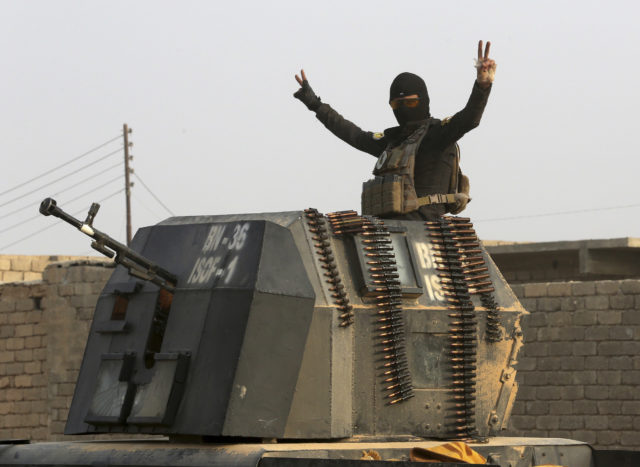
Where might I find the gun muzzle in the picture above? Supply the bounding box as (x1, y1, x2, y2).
(39, 197, 83, 229)
(39, 198, 57, 216)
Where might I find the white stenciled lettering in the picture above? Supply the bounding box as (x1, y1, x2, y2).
(223, 256, 239, 284)
(423, 273, 444, 302)
(430, 274, 444, 301)
(202, 225, 226, 253)
(416, 241, 444, 302)
(424, 274, 436, 301)
(189, 223, 250, 286)
(228, 223, 250, 250)
(415, 242, 432, 269)
(187, 256, 221, 284)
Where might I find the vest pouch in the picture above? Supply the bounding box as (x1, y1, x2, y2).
(373, 146, 406, 175)
(362, 175, 404, 216)
(385, 147, 406, 171)
(447, 173, 471, 215)
(362, 177, 384, 216)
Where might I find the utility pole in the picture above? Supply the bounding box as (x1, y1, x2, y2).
(123, 124, 133, 246)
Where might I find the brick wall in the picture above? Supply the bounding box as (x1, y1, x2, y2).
(0, 255, 101, 284)
(0, 260, 113, 441)
(505, 279, 640, 450)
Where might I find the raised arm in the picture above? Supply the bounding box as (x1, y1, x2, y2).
(293, 69, 386, 157)
(433, 41, 496, 147)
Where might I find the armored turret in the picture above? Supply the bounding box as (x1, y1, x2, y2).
(43, 204, 522, 441)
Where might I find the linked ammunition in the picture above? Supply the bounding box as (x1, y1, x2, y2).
(365, 252, 395, 258)
(319, 254, 335, 263)
(326, 210, 358, 217)
(362, 238, 392, 244)
(370, 265, 398, 273)
(367, 258, 396, 265)
(471, 287, 495, 294)
(377, 315, 402, 323)
(371, 273, 400, 280)
(333, 228, 362, 235)
(364, 245, 393, 251)
(380, 351, 406, 361)
(376, 293, 402, 301)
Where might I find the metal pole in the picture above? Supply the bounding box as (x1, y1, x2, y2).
(123, 123, 133, 246)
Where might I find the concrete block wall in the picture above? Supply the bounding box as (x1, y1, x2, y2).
(0, 260, 113, 441)
(505, 279, 640, 450)
(0, 280, 48, 440)
(0, 255, 100, 284)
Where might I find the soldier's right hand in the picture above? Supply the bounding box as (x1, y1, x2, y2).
(294, 69, 322, 111)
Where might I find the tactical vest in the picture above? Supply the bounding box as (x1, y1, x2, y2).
(361, 121, 461, 217)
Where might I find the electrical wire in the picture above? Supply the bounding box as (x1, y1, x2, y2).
(0, 188, 125, 252)
(0, 176, 124, 235)
(0, 149, 123, 209)
(0, 171, 123, 222)
(0, 135, 121, 198)
(133, 173, 175, 216)
(476, 202, 640, 223)
(132, 192, 163, 220)
(51, 165, 122, 199)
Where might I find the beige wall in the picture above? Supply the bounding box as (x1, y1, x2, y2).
(0, 260, 113, 441)
(505, 279, 640, 450)
(0, 255, 102, 284)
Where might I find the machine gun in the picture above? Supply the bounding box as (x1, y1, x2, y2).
(39, 197, 177, 292)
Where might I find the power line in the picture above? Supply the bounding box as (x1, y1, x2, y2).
(0, 169, 122, 222)
(0, 149, 122, 209)
(0, 188, 125, 252)
(476, 202, 640, 223)
(51, 165, 122, 199)
(0, 176, 124, 234)
(132, 192, 163, 220)
(133, 173, 175, 216)
(0, 135, 121, 198)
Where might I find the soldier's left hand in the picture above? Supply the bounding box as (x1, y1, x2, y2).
(475, 40, 496, 88)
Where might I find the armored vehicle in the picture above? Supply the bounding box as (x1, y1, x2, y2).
(0, 199, 636, 466)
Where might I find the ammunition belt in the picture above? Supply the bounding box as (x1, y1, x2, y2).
(426, 218, 501, 343)
(481, 292, 501, 343)
(426, 216, 499, 441)
(328, 210, 414, 406)
(326, 209, 367, 235)
(304, 208, 353, 327)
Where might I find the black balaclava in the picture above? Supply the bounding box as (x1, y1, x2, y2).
(389, 72, 430, 126)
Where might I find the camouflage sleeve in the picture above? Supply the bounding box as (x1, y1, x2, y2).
(314, 103, 387, 157)
(433, 81, 491, 148)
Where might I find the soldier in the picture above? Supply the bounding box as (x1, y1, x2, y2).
(294, 40, 496, 221)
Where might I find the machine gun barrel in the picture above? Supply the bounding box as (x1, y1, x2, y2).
(39, 197, 177, 292)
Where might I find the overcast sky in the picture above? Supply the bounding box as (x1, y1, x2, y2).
(1, 0, 639, 255)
